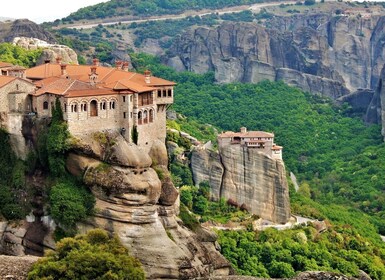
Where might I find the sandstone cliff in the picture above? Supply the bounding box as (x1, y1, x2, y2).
(167, 15, 385, 104)
(64, 132, 231, 279)
(191, 145, 290, 224)
(13, 37, 78, 65)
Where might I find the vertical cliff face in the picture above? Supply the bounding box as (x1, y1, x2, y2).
(167, 14, 385, 102)
(191, 145, 290, 224)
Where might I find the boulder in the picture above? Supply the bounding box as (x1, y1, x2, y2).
(158, 174, 179, 206)
(107, 135, 152, 168)
(149, 139, 169, 166)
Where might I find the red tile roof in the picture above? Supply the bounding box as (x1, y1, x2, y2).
(0, 62, 14, 68)
(0, 76, 16, 87)
(272, 145, 283, 150)
(26, 63, 176, 92)
(34, 75, 125, 98)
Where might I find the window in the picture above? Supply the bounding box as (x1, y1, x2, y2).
(149, 109, 154, 122)
(81, 102, 87, 112)
(123, 112, 126, 119)
(71, 104, 78, 113)
(138, 111, 142, 125)
(143, 110, 148, 124)
(123, 96, 126, 102)
(167, 89, 172, 97)
(110, 101, 115, 110)
(163, 90, 167, 97)
(43, 101, 48, 110)
(90, 100, 98, 116)
(100, 101, 106, 110)
(158, 90, 162, 98)
(64, 103, 67, 112)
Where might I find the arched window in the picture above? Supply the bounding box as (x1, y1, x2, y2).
(138, 111, 142, 125)
(71, 103, 78, 113)
(143, 110, 148, 124)
(149, 109, 154, 122)
(90, 100, 98, 116)
(100, 101, 106, 110)
(109, 100, 116, 110)
(43, 101, 48, 110)
(81, 102, 87, 112)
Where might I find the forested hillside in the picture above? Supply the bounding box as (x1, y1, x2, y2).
(59, 0, 281, 23)
(132, 52, 385, 233)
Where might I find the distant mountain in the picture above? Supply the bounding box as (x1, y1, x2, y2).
(0, 19, 56, 44)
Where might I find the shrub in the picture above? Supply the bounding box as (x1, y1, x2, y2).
(49, 180, 95, 230)
(28, 229, 145, 280)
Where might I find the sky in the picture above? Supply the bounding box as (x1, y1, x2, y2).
(0, 0, 109, 23)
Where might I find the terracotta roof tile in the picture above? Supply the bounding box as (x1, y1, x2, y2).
(272, 145, 283, 150)
(0, 76, 16, 87)
(26, 63, 176, 92)
(0, 62, 14, 68)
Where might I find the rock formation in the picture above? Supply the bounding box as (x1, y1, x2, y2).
(13, 37, 78, 65)
(191, 144, 290, 224)
(167, 15, 385, 110)
(65, 132, 231, 279)
(0, 19, 56, 44)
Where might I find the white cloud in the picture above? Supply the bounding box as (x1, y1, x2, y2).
(1, 0, 109, 23)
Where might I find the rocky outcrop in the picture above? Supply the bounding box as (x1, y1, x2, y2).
(13, 37, 78, 65)
(191, 145, 290, 224)
(0, 19, 56, 43)
(375, 66, 385, 139)
(66, 132, 231, 279)
(167, 15, 385, 103)
(0, 220, 55, 257)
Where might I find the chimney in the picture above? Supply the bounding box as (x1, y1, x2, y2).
(144, 69, 151, 84)
(60, 64, 67, 76)
(122, 61, 129, 71)
(56, 57, 62, 64)
(240, 127, 247, 133)
(89, 66, 98, 86)
(115, 60, 123, 70)
(92, 58, 99, 66)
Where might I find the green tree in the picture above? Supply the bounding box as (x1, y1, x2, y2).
(49, 180, 94, 230)
(193, 195, 208, 215)
(28, 229, 145, 280)
(47, 99, 69, 177)
(132, 125, 139, 144)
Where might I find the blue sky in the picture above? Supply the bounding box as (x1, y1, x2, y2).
(1, 0, 108, 23)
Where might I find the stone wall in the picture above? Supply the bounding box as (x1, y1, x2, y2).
(0, 79, 34, 113)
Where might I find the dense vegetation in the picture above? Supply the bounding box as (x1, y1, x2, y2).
(28, 229, 145, 279)
(131, 53, 385, 278)
(0, 129, 29, 220)
(59, 0, 283, 23)
(0, 99, 94, 236)
(0, 43, 42, 67)
(218, 225, 385, 279)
